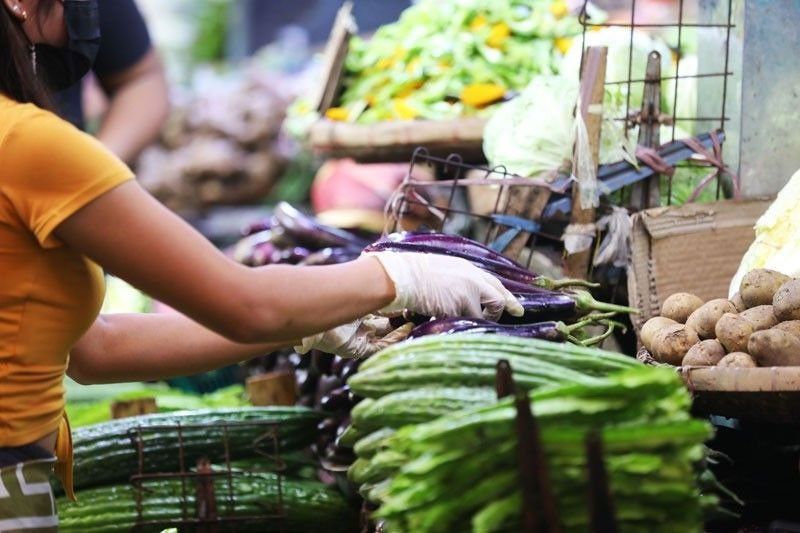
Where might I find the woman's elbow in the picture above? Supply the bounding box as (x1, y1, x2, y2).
(66, 357, 101, 386)
(218, 302, 289, 344)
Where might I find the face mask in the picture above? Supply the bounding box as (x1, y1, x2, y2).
(32, 0, 101, 91)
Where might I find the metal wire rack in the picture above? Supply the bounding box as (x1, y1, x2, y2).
(578, 0, 736, 208)
(385, 148, 564, 269)
(127, 420, 287, 531)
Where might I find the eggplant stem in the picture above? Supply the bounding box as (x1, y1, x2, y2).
(581, 320, 618, 347)
(570, 291, 639, 315)
(534, 277, 600, 290)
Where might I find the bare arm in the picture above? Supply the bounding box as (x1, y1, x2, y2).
(68, 313, 297, 385)
(96, 50, 169, 163)
(55, 181, 396, 348)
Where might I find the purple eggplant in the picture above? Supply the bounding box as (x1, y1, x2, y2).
(320, 386, 352, 412)
(273, 202, 370, 249)
(364, 240, 538, 283)
(280, 246, 312, 264)
(241, 216, 276, 236)
(380, 232, 525, 269)
(501, 290, 637, 323)
(409, 315, 621, 346)
(364, 237, 596, 290)
(300, 247, 362, 266)
(409, 317, 574, 341)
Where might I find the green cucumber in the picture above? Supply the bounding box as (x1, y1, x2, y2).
(58, 472, 357, 533)
(70, 407, 321, 491)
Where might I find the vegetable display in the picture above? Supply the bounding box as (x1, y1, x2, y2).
(362, 365, 716, 532)
(318, 0, 584, 124)
(643, 268, 800, 367)
(342, 335, 639, 496)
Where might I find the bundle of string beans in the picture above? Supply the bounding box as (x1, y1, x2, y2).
(354, 364, 720, 532)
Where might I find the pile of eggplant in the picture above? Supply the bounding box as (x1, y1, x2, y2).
(232, 203, 376, 475)
(243, 348, 362, 476)
(231, 201, 372, 267)
(233, 205, 636, 484)
(365, 232, 635, 343)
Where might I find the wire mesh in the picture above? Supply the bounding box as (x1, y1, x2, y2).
(385, 148, 566, 268)
(578, 0, 735, 207)
(128, 420, 287, 531)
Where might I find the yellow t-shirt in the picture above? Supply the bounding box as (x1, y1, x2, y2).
(0, 94, 134, 449)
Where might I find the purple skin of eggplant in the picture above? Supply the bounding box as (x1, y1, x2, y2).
(499, 290, 637, 324)
(409, 317, 566, 341)
(363, 241, 540, 284)
(242, 216, 277, 237)
(381, 232, 525, 269)
(280, 247, 312, 264)
(274, 202, 370, 249)
(300, 247, 362, 266)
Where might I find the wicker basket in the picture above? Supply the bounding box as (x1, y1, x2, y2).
(638, 348, 800, 425)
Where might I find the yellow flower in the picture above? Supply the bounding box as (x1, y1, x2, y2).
(397, 80, 423, 98)
(325, 107, 349, 121)
(391, 99, 418, 120)
(550, 0, 569, 19)
(376, 47, 407, 70)
(460, 83, 506, 108)
(470, 14, 488, 31)
(486, 23, 511, 49)
(406, 58, 422, 73)
(554, 37, 573, 54)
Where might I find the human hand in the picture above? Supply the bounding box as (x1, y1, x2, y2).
(295, 316, 413, 359)
(366, 252, 524, 320)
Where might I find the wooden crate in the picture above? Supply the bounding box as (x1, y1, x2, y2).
(306, 3, 487, 163)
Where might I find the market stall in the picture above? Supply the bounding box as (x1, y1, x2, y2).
(47, 0, 800, 531)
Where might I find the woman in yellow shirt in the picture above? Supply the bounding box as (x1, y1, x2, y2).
(0, 0, 521, 528)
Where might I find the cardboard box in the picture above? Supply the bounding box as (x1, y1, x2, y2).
(627, 198, 772, 332)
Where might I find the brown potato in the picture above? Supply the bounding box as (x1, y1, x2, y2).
(747, 329, 800, 366)
(661, 293, 704, 323)
(772, 320, 800, 340)
(686, 299, 737, 339)
(730, 292, 746, 313)
(717, 352, 757, 368)
(640, 316, 678, 351)
(739, 305, 778, 331)
(681, 339, 726, 366)
(740, 269, 792, 308)
(651, 324, 700, 365)
(715, 313, 753, 353)
(772, 279, 800, 321)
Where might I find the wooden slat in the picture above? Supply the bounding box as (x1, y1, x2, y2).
(629, 51, 663, 210)
(565, 46, 608, 279)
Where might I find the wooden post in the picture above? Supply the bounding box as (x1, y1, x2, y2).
(565, 46, 608, 279)
(629, 51, 663, 210)
(246, 371, 297, 406)
(111, 398, 157, 420)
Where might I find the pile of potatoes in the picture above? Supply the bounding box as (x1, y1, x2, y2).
(641, 269, 800, 368)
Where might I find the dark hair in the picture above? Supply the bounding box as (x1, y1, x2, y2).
(0, 0, 57, 109)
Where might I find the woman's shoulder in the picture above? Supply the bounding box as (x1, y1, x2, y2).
(0, 94, 80, 145)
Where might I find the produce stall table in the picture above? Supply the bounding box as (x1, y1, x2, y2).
(639, 348, 800, 425)
(680, 366, 800, 425)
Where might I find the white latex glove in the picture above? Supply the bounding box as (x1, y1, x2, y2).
(366, 252, 525, 321)
(295, 316, 413, 359)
